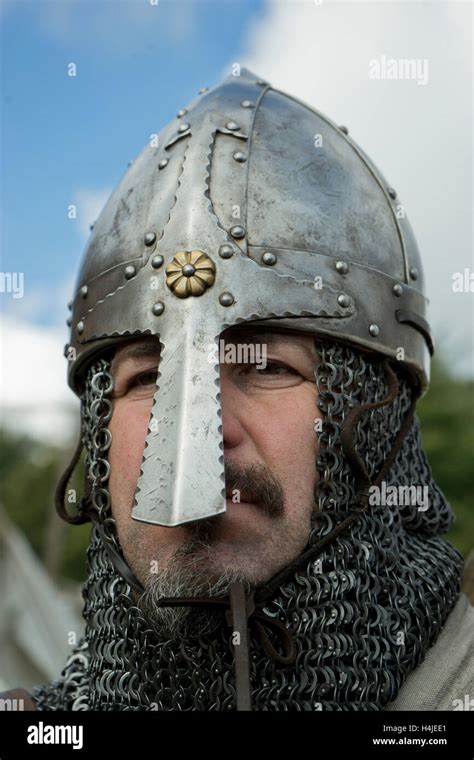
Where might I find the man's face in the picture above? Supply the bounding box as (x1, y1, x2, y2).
(108, 327, 319, 591)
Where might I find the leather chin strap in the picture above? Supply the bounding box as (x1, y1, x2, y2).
(94, 520, 145, 596)
(55, 434, 91, 526)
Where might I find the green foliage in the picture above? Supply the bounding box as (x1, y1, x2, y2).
(417, 359, 474, 557)
(1, 428, 57, 552)
(0, 428, 89, 582)
(0, 356, 472, 583)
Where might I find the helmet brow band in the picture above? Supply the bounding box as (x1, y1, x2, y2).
(396, 309, 434, 356)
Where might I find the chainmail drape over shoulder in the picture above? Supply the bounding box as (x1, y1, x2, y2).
(32, 340, 463, 711)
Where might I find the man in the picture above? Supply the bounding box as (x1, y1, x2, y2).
(3, 68, 473, 711)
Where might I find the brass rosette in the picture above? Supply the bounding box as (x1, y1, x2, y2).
(165, 250, 216, 298)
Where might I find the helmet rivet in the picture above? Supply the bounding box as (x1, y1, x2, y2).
(177, 108, 187, 118)
(80, 285, 88, 298)
(337, 294, 350, 308)
(158, 159, 168, 170)
(369, 323, 380, 337)
(219, 292, 234, 307)
(77, 321, 84, 335)
(66, 317, 72, 327)
(151, 254, 164, 269)
(67, 300, 73, 310)
(387, 187, 397, 200)
(233, 150, 247, 163)
(241, 100, 254, 108)
(339, 125, 349, 135)
(409, 266, 419, 281)
(262, 251, 277, 266)
(178, 122, 190, 133)
(392, 283, 403, 297)
(335, 261, 349, 274)
(219, 244, 234, 259)
(199, 87, 209, 94)
(125, 265, 136, 279)
(182, 263, 196, 277)
(152, 302, 165, 316)
(145, 232, 156, 246)
(89, 223, 95, 231)
(230, 225, 245, 239)
(226, 121, 240, 131)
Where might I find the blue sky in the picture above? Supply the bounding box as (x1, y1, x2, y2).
(1, 0, 266, 325)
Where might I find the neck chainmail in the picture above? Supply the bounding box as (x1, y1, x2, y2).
(32, 339, 463, 711)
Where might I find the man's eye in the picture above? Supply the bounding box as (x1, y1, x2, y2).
(241, 361, 297, 377)
(128, 369, 158, 390)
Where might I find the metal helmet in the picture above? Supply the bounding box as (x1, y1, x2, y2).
(65, 67, 432, 529)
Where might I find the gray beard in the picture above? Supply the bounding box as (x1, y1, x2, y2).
(136, 539, 251, 642)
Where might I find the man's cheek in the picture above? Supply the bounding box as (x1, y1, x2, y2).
(109, 417, 147, 493)
(122, 428, 148, 483)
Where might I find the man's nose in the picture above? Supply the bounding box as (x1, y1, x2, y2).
(220, 366, 247, 451)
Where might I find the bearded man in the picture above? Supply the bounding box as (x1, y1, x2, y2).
(3, 68, 473, 712)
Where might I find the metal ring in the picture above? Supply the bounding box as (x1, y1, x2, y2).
(90, 370, 114, 395)
(89, 458, 111, 483)
(93, 428, 112, 452)
(90, 399, 113, 423)
(92, 488, 111, 512)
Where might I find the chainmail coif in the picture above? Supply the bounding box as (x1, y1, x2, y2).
(32, 338, 463, 710)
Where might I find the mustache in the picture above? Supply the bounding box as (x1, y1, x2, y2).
(179, 462, 284, 545)
(224, 461, 284, 519)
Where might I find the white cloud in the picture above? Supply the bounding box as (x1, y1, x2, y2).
(234, 0, 473, 376)
(0, 316, 79, 445)
(0, 186, 106, 445)
(74, 187, 112, 241)
(0, 273, 76, 328)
